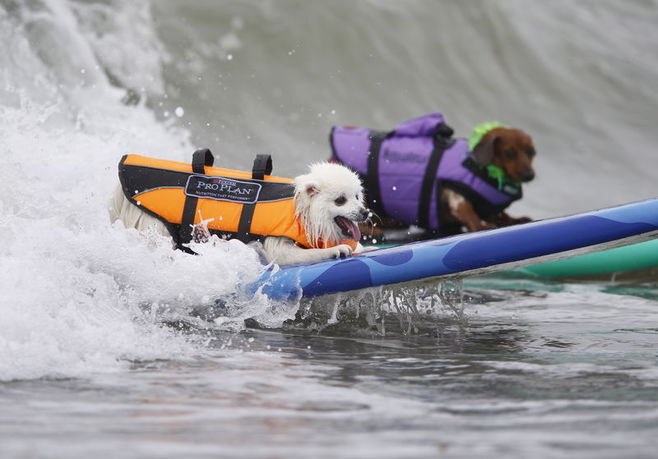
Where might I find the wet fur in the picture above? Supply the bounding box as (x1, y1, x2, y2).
(109, 162, 368, 265)
(262, 162, 369, 264)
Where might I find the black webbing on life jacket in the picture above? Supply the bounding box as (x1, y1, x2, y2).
(251, 154, 272, 180)
(417, 125, 455, 228)
(365, 130, 389, 216)
(178, 148, 214, 250)
(236, 154, 274, 242)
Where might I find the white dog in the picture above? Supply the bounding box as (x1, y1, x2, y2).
(109, 161, 369, 264)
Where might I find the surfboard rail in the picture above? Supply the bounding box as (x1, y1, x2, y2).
(249, 198, 658, 300)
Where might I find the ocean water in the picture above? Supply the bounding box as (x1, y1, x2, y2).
(1, 0, 657, 457)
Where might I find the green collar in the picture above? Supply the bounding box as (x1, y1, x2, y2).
(486, 164, 520, 191)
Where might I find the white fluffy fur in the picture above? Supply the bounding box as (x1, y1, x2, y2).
(109, 161, 368, 264)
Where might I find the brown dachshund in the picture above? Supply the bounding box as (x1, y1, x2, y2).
(442, 127, 536, 233)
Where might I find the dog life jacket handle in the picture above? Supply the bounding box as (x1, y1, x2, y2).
(178, 149, 215, 252)
(192, 148, 214, 173)
(251, 154, 272, 180)
(237, 154, 273, 240)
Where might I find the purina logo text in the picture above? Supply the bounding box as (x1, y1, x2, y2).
(185, 175, 262, 203)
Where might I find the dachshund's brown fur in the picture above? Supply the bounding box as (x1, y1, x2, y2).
(441, 127, 536, 232)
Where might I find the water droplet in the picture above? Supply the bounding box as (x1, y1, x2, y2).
(175, 107, 184, 117)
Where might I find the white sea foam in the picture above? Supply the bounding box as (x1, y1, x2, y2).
(0, 1, 281, 382)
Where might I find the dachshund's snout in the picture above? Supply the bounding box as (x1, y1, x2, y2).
(522, 170, 535, 182)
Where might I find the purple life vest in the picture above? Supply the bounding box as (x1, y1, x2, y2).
(329, 113, 522, 234)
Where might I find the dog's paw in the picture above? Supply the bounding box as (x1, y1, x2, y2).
(191, 223, 211, 243)
(328, 244, 353, 259)
(513, 216, 532, 224)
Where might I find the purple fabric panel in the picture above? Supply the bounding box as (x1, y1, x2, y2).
(394, 113, 445, 137)
(438, 139, 512, 206)
(331, 126, 371, 174)
(378, 135, 434, 224)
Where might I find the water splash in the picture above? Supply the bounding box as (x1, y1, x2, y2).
(288, 279, 470, 336)
(0, 0, 294, 381)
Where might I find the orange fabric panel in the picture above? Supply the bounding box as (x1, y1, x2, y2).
(251, 199, 310, 247)
(197, 199, 242, 233)
(137, 188, 186, 223)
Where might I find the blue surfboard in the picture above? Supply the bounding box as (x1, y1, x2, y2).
(249, 198, 658, 300)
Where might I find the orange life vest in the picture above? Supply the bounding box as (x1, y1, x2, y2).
(118, 149, 358, 253)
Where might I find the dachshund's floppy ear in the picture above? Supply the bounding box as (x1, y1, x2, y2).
(472, 133, 499, 167)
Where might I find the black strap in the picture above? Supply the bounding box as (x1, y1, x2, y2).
(179, 149, 215, 248)
(366, 130, 388, 216)
(417, 134, 453, 228)
(236, 154, 274, 242)
(192, 148, 214, 173)
(252, 154, 272, 180)
(236, 205, 256, 242)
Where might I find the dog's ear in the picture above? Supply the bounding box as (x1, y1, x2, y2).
(296, 174, 320, 197)
(304, 183, 319, 196)
(472, 133, 499, 167)
(295, 172, 320, 198)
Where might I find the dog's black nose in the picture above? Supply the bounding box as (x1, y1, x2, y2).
(523, 171, 535, 182)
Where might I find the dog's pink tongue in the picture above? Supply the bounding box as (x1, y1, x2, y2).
(347, 220, 361, 241)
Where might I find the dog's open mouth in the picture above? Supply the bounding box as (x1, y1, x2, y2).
(334, 216, 361, 241)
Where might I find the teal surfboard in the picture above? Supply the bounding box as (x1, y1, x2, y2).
(513, 237, 658, 278)
(371, 233, 658, 278)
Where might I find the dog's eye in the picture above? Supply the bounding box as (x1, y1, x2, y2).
(526, 147, 536, 158)
(334, 196, 347, 206)
(504, 150, 517, 159)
